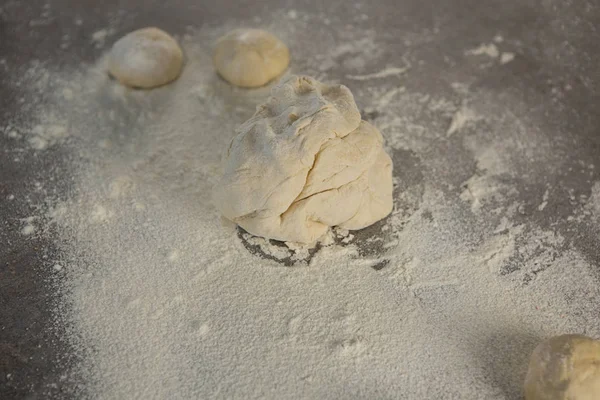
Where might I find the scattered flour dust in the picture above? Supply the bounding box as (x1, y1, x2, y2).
(5, 9, 599, 400)
(21, 217, 37, 235)
(466, 43, 501, 59)
(465, 42, 516, 65)
(346, 65, 410, 81)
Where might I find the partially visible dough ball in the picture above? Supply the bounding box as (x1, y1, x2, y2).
(108, 27, 183, 89)
(214, 75, 393, 243)
(525, 334, 600, 400)
(213, 29, 290, 88)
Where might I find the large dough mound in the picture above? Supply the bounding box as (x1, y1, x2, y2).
(214, 75, 393, 243)
(525, 334, 600, 400)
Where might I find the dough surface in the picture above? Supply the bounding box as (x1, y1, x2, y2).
(214, 75, 393, 243)
(213, 29, 290, 88)
(108, 27, 183, 89)
(525, 334, 600, 400)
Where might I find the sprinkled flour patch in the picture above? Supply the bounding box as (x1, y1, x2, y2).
(466, 43, 500, 59)
(21, 217, 37, 235)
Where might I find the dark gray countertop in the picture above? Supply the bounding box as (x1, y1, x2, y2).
(1, 0, 599, 398)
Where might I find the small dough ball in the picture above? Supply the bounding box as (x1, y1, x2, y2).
(108, 27, 183, 89)
(214, 75, 393, 243)
(213, 28, 290, 88)
(525, 334, 600, 400)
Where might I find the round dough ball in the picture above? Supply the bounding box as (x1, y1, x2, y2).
(213, 29, 290, 88)
(525, 334, 600, 400)
(108, 27, 183, 89)
(214, 75, 393, 243)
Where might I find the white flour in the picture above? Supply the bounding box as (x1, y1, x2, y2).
(6, 8, 600, 400)
(465, 42, 516, 66)
(465, 43, 500, 59)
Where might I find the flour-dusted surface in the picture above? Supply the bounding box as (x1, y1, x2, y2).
(2, 0, 600, 399)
